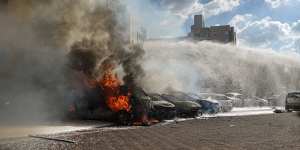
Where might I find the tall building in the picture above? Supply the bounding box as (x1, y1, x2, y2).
(189, 15, 236, 45)
(130, 15, 147, 46)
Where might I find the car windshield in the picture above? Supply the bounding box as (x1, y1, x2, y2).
(149, 94, 163, 101)
(287, 93, 300, 100)
(162, 94, 186, 102)
(176, 94, 195, 101)
(288, 93, 300, 98)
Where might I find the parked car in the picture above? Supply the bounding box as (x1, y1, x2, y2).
(267, 94, 285, 106)
(253, 97, 269, 107)
(198, 93, 233, 112)
(225, 92, 244, 107)
(148, 93, 177, 120)
(244, 96, 269, 107)
(167, 91, 204, 115)
(188, 93, 221, 114)
(161, 94, 201, 117)
(285, 92, 300, 112)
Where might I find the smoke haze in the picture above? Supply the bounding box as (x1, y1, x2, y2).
(142, 40, 300, 104)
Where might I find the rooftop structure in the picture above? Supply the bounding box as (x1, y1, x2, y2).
(189, 15, 236, 44)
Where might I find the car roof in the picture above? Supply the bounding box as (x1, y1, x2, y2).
(288, 92, 300, 95)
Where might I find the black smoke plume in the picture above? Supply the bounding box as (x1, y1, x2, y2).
(0, 0, 145, 123)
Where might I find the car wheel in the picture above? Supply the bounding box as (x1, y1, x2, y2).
(192, 111, 199, 118)
(199, 111, 203, 116)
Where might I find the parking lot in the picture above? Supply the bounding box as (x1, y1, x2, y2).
(1, 112, 299, 150)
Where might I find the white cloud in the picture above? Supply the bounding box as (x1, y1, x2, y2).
(292, 20, 300, 33)
(230, 14, 300, 52)
(265, 0, 289, 8)
(158, 0, 198, 14)
(264, 0, 300, 8)
(155, 0, 240, 19)
(229, 14, 255, 32)
(203, 0, 240, 17)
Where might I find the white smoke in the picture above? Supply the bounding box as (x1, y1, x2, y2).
(141, 40, 300, 102)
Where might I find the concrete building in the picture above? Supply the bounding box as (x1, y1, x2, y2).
(189, 15, 236, 44)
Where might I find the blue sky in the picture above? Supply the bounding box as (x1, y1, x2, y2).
(126, 0, 300, 52)
(205, 0, 300, 26)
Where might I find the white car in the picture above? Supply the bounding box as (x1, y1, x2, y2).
(244, 96, 269, 107)
(225, 92, 244, 107)
(253, 97, 268, 107)
(198, 93, 233, 112)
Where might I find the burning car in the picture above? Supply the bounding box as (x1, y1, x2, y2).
(161, 93, 201, 117)
(198, 93, 233, 112)
(285, 92, 300, 112)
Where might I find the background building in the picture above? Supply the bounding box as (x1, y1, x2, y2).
(189, 15, 236, 45)
(130, 15, 147, 46)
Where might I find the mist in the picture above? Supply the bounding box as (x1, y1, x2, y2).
(141, 40, 300, 104)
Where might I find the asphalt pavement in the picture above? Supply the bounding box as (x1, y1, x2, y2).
(0, 112, 299, 150)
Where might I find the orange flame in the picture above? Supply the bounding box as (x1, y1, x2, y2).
(107, 96, 131, 112)
(99, 66, 131, 113)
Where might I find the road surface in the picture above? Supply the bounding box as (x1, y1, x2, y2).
(0, 112, 299, 150)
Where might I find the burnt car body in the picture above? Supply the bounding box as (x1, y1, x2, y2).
(198, 93, 233, 112)
(148, 94, 177, 120)
(67, 86, 119, 122)
(161, 94, 201, 117)
(285, 92, 300, 112)
(68, 85, 176, 125)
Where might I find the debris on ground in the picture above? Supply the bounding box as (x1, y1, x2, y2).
(274, 109, 286, 113)
(28, 135, 76, 144)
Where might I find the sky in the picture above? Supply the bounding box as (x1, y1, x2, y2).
(125, 0, 300, 53)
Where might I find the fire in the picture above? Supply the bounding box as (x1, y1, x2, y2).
(99, 65, 131, 113)
(107, 96, 131, 112)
